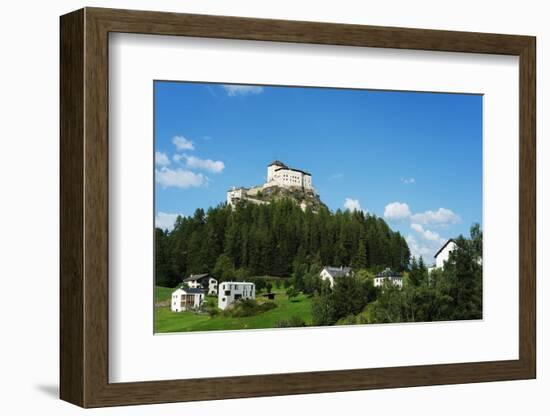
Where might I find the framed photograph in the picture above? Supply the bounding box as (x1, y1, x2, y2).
(60, 7, 536, 408)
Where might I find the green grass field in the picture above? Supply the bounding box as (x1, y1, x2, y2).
(154, 286, 313, 333)
(154, 285, 174, 303)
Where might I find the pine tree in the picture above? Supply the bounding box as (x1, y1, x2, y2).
(353, 238, 368, 269)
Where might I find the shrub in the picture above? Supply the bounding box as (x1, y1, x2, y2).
(336, 314, 358, 326)
(234, 267, 251, 280)
(206, 306, 219, 317)
(276, 316, 306, 328)
(223, 299, 277, 317)
(286, 287, 299, 300)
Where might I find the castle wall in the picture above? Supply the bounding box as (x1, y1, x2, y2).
(227, 188, 244, 206)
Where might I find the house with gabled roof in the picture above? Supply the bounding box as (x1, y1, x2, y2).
(319, 266, 353, 288)
(182, 273, 218, 295)
(434, 239, 458, 269)
(374, 268, 403, 288)
(171, 287, 205, 312)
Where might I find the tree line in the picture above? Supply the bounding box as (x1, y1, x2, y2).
(155, 199, 410, 287)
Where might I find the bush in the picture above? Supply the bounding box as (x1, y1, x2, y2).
(259, 301, 277, 313)
(311, 291, 336, 326)
(286, 287, 299, 300)
(223, 298, 277, 317)
(276, 316, 306, 328)
(234, 267, 251, 280)
(253, 279, 267, 293)
(336, 314, 358, 326)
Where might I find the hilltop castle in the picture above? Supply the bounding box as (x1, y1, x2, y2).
(227, 161, 316, 209)
(266, 160, 313, 190)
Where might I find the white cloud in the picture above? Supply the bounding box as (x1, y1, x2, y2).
(406, 234, 436, 259)
(401, 177, 416, 184)
(344, 198, 364, 212)
(383, 202, 460, 228)
(384, 202, 412, 221)
(382, 202, 458, 259)
(172, 135, 194, 151)
(173, 154, 225, 173)
(155, 151, 170, 166)
(155, 212, 183, 231)
(411, 223, 446, 244)
(155, 167, 207, 189)
(172, 153, 186, 163)
(185, 155, 225, 173)
(411, 208, 461, 226)
(222, 85, 264, 96)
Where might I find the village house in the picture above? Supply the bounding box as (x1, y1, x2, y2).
(171, 287, 205, 312)
(319, 266, 353, 288)
(218, 281, 256, 310)
(374, 268, 403, 288)
(434, 239, 458, 269)
(182, 273, 218, 295)
(428, 239, 458, 273)
(428, 238, 482, 273)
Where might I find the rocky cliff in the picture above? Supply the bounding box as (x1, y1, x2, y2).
(243, 185, 327, 212)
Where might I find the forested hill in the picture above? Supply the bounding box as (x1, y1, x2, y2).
(155, 199, 411, 288)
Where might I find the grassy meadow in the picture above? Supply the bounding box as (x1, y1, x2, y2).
(154, 285, 313, 333)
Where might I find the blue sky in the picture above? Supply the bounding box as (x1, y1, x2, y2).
(154, 81, 482, 261)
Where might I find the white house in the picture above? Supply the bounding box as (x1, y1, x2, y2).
(374, 268, 403, 288)
(182, 273, 218, 295)
(218, 281, 256, 310)
(319, 266, 352, 288)
(171, 287, 205, 312)
(434, 239, 458, 269)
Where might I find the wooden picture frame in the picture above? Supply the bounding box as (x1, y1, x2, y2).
(60, 7, 536, 408)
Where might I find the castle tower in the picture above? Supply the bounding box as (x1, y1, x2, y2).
(267, 160, 288, 183)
